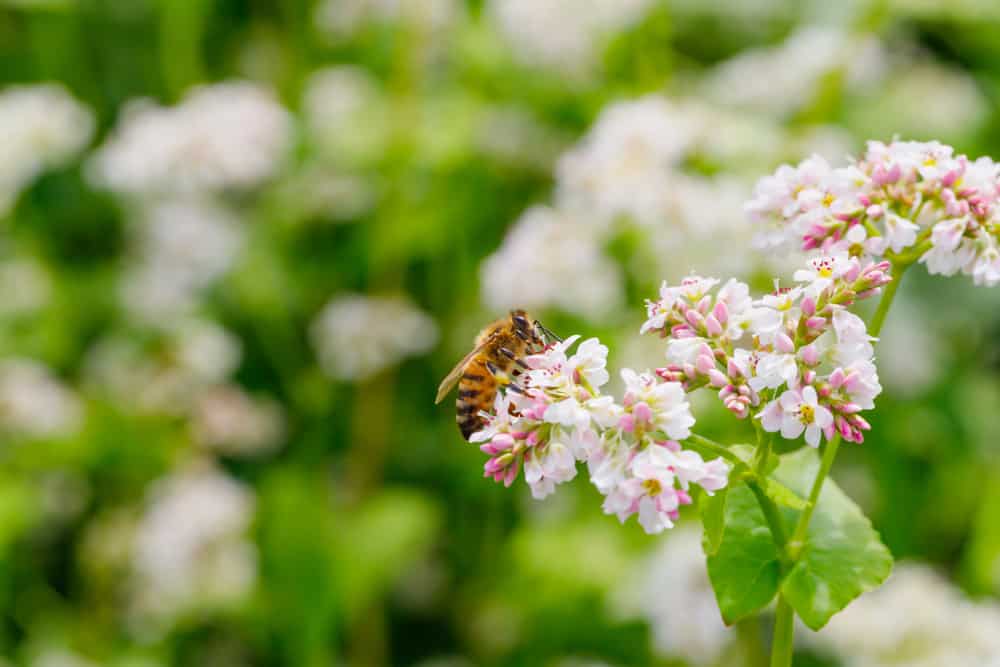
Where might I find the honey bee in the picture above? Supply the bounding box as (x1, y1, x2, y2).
(435, 310, 556, 440)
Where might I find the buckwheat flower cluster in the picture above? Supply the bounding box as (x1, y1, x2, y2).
(642, 255, 889, 446)
(471, 336, 729, 533)
(747, 139, 1000, 286)
(89, 82, 292, 196)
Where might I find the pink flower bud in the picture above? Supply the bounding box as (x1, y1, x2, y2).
(686, 309, 705, 330)
(659, 440, 681, 452)
(696, 295, 712, 315)
(800, 344, 819, 366)
(676, 489, 692, 505)
(776, 332, 795, 354)
(673, 325, 696, 339)
(493, 433, 516, 451)
(683, 363, 697, 379)
(801, 296, 816, 316)
(727, 358, 742, 378)
(802, 370, 816, 385)
(839, 402, 862, 414)
(713, 301, 729, 324)
(503, 463, 519, 487)
(705, 314, 723, 336)
(618, 413, 635, 433)
(829, 368, 846, 388)
(632, 401, 653, 424)
(806, 316, 827, 329)
(696, 353, 715, 374)
(708, 369, 729, 388)
(844, 260, 861, 283)
(866, 204, 884, 219)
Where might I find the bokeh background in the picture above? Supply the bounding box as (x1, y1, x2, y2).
(3, 0, 1000, 665)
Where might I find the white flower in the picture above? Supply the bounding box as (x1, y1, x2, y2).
(970, 236, 1000, 287)
(480, 206, 623, 319)
(620, 369, 695, 440)
(702, 27, 885, 117)
(311, 294, 438, 381)
(748, 351, 798, 392)
(524, 441, 577, 499)
(761, 386, 832, 447)
(132, 466, 256, 625)
(192, 385, 285, 457)
(806, 564, 1000, 667)
(89, 82, 292, 195)
(488, 0, 655, 77)
(615, 526, 734, 664)
(567, 337, 611, 389)
(120, 198, 245, 323)
(793, 253, 852, 296)
(882, 212, 920, 254)
(0, 359, 82, 438)
(0, 84, 94, 214)
(603, 445, 682, 534)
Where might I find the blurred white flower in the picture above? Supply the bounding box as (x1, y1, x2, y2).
(131, 465, 256, 625)
(89, 82, 292, 195)
(0, 83, 94, 214)
(314, 0, 459, 39)
(303, 66, 390, 167)
(121, 198, 245, 323)
(311, 294, 439, 381)
(480, 205, 624, 320)
(488, 0, 655, 76)
(845, 61, 988, 142)
(614, 525, 733, 664)
(556, 95, 697, 228)
(30, 649, 98, 667)
(84, 319, 242, 415)
(192, 385, 285, 457)
(702, 26, 887, 116)
(0, 257, 51, 316)
(0, 358, 82, 438)
(805, 563, 1000, 667)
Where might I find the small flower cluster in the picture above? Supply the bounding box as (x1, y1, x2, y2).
(641, 255, 888, 446)
(471, 336, 729, 534)
(747, 139, 1000, 286)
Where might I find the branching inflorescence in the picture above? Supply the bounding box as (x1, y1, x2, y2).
(470, 137, 1000, 666)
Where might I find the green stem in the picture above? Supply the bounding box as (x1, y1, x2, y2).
(684, 433, 747, 468)
(770, 595, 796, 667)
(748, 480, 788, 552)
(788, 434, 841, 557)
(868, 262, 906, 338)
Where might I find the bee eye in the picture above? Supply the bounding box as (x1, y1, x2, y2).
(512, 314, 529, 330)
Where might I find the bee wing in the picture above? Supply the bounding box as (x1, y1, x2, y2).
(435, 343, 488, 404)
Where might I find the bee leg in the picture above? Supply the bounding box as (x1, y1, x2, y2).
(534, 320, 562, 343)
(505, 383, 525, 395)
(486, 361, 510, 383)
(499, 347, 529, 369)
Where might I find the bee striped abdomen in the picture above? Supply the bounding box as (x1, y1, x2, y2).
(456, 357, 499, 440)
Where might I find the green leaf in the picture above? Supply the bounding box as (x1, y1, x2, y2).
(700, 486, 729, 556)
(705, 483, 782, 625)
(775, 449, 893, 630)
(762, 477, 807, 511)
(704, 448, 892, 629)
